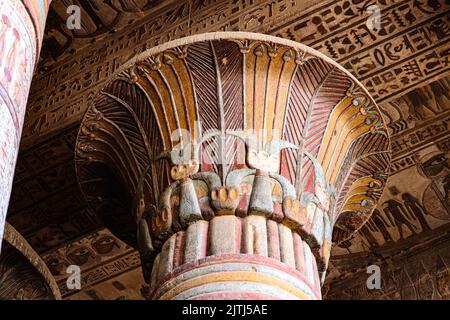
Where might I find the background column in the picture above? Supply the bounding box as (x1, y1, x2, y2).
(0, 0, 51, 250)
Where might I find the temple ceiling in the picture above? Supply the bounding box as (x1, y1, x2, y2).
(39, 0, 177, 69)
(2, 0, 449, 299)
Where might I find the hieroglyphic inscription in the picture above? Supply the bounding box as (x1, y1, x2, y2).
(58, 251, 140, 298)
(391, 115, 450, 157)
(39, 228, 139, 298)
(271, 0, 450, 101)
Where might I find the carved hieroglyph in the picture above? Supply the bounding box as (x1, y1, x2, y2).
(0, 0, 51, 251)
(76, 32, 390, 299)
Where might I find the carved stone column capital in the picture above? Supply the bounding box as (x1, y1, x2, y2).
(76, 32, 391, 299)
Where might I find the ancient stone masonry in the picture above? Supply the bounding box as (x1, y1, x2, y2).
(23, 0, 450, 149)
(75, 33, 390, 299)
(0, 0, 51, 251)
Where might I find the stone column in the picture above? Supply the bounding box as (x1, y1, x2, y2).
(0, 0, 51, 250)
(76, 33, 391, 300)
(149, 215, 322, 299)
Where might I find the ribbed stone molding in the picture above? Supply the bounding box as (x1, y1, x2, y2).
(149, 215, 321, 300)
(0, 0, 51, 251)
(76, 32, 391, 300)
(2, 222, 61, 299)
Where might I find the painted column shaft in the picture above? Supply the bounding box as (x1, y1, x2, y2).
(149, 216, 322, 300)
(0, 0, 51, 250)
